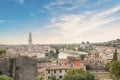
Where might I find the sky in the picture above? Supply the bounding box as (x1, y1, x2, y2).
(0, 0, 120, 44)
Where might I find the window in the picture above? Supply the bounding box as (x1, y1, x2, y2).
(48, 70, 50, 73)
(48, 76, 50, 79)
(65, 69, 67, 72)
(60, 70, 62, 73)
(59, 75, 62, 78)
(54, 70, 56, 73)
(95, 63, 98, 65)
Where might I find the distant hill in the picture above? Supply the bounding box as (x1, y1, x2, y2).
(94, 39, 120, 48)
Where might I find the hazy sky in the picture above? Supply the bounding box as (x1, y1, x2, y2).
(0, 0, 120, 44)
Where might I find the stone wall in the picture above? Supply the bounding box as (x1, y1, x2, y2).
(14, 56, 37, 80)
(0, 59, 10, 75)
(0, 56, 37, 80)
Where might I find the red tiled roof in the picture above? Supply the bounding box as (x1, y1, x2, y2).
(59, 58, 68, 64)
(73, 61, 80, 67)
(37, 63, 51, 68)
(46, 65, 80, 70)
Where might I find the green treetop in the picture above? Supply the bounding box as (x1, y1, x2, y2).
(0, 49, 6, 58)
(63, 68, 95, 80)
(109, 61, 120, 79)
(0, 75, 13, 80)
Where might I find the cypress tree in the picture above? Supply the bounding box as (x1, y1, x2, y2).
(113, 48, 118, 61)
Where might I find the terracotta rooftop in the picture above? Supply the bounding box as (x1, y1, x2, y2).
(46, 65, 80, 70)
(59, 58, 69, 64)
(67, 56, 80, 60)
(37, 63, 51, 68)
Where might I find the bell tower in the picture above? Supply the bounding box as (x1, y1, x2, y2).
(28, 32, 32, 52)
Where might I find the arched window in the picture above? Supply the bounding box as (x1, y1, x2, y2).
(59, 75, 62, 78)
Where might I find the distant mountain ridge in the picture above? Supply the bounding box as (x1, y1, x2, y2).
(95, 39, 120, 48)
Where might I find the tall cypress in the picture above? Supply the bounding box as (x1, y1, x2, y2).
(113, 48, 118, 61)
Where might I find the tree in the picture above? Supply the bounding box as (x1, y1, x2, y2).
(87, 41, 90, 44)
(63, 68, 95, 80)
(80, 54, 86, 60)
(45, 50, 57, 58)
(86, 64, 92, 70)
(112, 49, 118, 61)
(82, 41, 85, 44)
(55, 48, 59, 58)
(48, 74, 56, 80)
(78, 47, 84, 51)
(109, 61, 120, 79)
(37, 77, 44, 80)
(0, 75, 13, 80)
(0, 49, 6, 58)
(85, 71, 95, 80)
(105, 62, 111, 71)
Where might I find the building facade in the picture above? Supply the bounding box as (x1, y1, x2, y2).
(37, 56, 86, 80)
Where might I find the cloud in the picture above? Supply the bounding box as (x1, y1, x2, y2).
(35, 5, 120, 43)
(18, 0, 24, 5)
(10, 28, 15, 31)
(50, 0, 73, 6)
(84, 11, 94, 15)
(95, 0, 112, 6)
(0, 20, 5, 24)
(30, 12, 35, 17)
(44, 0, 89, 11)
